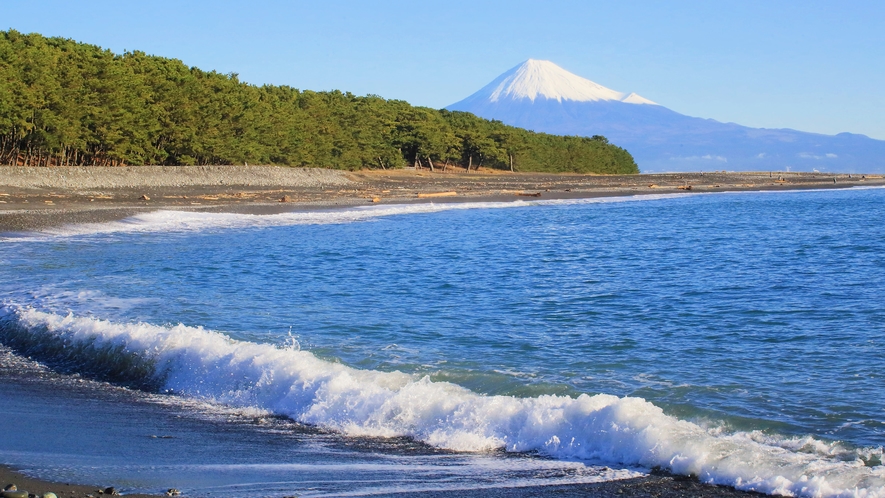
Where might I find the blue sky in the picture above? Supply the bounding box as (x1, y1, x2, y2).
(5, 0, 884, 139)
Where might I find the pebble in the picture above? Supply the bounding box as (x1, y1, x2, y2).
(0, 166, 351, 190)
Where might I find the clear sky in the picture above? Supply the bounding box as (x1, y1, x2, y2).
(5, 0, 884, 139)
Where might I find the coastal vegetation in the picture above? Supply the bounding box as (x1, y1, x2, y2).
(0, 30, 638, 174)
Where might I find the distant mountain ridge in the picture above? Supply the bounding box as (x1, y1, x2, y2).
(449, 60, 885, 173)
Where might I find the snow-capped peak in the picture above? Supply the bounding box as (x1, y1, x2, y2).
(620, 92, 657, 105)
(481, 59, 656, 105)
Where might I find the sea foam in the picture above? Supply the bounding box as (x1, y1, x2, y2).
(1, 305, 883, 497)
(2, 193, 697, 241)
(5, 187, 884, 242)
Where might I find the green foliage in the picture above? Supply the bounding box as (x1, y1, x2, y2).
(0, 30, 638, 174)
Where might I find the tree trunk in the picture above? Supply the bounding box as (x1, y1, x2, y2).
(414, 156, 420, 169)
(509, 154, 513, 172)
(377, 156, 386, 170)
(443, 159, 449, 172)
(426, 156, 434, 172)
(467, 155, 472, 173)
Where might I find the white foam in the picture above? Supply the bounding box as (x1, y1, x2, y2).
(168, 458, 641, 497)
(23, 287, 159, 314)
(0, 193, 696, 241)
(14, 186, 874, 242)
(2, 306, 883, 497)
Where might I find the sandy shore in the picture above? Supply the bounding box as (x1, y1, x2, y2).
(2, 165, 882, 233)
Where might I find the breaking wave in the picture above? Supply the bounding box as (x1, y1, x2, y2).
(1, 305, 883, 497)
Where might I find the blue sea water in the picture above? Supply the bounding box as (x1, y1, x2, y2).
(1, 187, 884, 496)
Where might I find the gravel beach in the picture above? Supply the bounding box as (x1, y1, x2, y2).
(2, 165, 882, 233)
(0, 165, 352, 190)
(0, 466, 161, 498)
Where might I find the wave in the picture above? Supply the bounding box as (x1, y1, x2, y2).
(2, 193, 695, 241)
(1, 305, 883, 497)
(5, 187, 883, 242)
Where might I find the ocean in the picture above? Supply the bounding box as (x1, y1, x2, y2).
(1, 187, 884, 496)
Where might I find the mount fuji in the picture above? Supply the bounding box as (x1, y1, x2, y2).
(448, 60, 885, 173)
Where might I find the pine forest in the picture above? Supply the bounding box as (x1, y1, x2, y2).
(0, 30, 638, 174)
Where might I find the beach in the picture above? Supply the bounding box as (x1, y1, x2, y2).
(0, 466, 159, 498)
(2, 166, 884, 497)
(1, 165, 881, 232)
(0, 465, 764, 498)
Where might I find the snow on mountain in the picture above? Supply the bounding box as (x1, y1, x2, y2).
(620, 92, 657, 105)
(472, 59, 656, 105)
(447, 60, 885, 173)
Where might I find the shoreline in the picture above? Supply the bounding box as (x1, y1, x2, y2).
(0, 465, 161, 498)
(2, 166, 883, 233)
(1, 165, 876, 497)
(0, 351, 762, 498)
(0, 464, 765, 498)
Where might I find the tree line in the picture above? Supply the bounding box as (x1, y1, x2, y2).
(0, 30, 638, 174)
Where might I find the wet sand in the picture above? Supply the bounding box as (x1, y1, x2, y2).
(0, 466, 160, 498)
(0, 464, 763, 498)
(2, 166, 882, 233)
